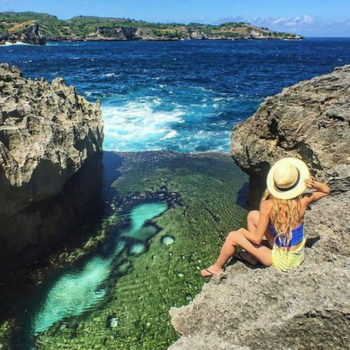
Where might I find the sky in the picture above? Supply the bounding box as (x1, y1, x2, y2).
(1, 0, 350, 37)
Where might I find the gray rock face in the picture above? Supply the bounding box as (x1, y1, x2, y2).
(22, 22, 46, 45)
(0, 22, 46, 45)
(0, 63, 103, 271)
(230, 64, 350, 203)
(170, 263, 350, 350)
(189, 30, 207, 40)
(92, 27, 179, 41)
(94, 27, 139, 41)
(169, 66, 350, 350)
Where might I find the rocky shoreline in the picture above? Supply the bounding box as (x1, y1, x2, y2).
(0, 22, 46, 46)
(169, 66, 350, 349)
(45, 30, 302, 43)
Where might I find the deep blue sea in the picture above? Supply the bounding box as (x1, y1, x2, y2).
(1, 38, 350, 153)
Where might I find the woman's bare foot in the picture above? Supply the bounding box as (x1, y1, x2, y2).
(201, 264, 223, 277)
(234, 251, 258, 266)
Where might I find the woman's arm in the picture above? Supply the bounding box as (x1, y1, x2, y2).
(238, 201, 271, 245)
(302, 177, 331, 206)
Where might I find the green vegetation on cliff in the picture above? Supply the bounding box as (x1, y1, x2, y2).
(0, 11, 302, 40)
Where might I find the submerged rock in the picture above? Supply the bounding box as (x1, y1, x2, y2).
(130, 243, 146, 255)
(161, 235, 175, 245)
(0, 63, 103, 273)
(169, 66, 350, 349)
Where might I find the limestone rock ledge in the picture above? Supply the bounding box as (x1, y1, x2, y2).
(0, 63, 103, 270)
(169, 66, 350, 350)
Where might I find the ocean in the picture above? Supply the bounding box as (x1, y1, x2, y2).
(1, 38, 350, 153)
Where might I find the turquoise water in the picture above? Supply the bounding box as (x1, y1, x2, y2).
(32, 202, 167, 335)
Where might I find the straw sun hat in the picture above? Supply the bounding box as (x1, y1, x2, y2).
(267, 158, 310, 199)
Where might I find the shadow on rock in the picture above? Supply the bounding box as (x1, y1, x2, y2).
(0, 154, 108, 317)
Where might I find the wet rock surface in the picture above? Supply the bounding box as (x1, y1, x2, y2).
(0, 63, 103, 273)
(169, 66, 350, 349)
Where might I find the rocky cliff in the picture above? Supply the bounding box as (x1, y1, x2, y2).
(44, 24, 302, 42)
(0, 12, 302, 43)
(231, 64, 350, 204)
(169, 66, 350, 349)
(0, 22, 46, 45)
(0, 63, 103, 273)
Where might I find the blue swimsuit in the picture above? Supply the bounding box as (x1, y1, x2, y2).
(269, 223, 304, 248)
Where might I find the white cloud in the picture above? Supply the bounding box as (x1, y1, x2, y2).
(284, 15, 314, 27)
(286, 17, 301, 26)
(249, 14, 350, 37)
(263, 15, 315, 27)
(271, 17, 288, 25)
(217, 15, 316, 30)
(303, 15, 314, 24)
(213, 16, 245, 25)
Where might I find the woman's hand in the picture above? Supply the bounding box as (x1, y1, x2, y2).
(304, 176, 315, 189)
(305, 176, 331, 194)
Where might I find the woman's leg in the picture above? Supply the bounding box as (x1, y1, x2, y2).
(201, 229, 272, 277)
(247, 210, 274, 246)
(238, 210, 275, 264)
(238, 211, 261, 264)
(247, 210, 259, 233)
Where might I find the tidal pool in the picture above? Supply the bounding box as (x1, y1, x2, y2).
(10, 152, 248, 350)
(33, 202, 167, 335)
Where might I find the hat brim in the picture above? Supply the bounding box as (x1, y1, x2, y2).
(267, 158, 310, 199)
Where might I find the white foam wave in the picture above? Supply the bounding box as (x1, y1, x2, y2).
(1, 41, 33, 47)
(101, 88, 234, 153)
(162, 130, 178, 139)
(104, 73, 121, 77)
(103, 100, 185, 151)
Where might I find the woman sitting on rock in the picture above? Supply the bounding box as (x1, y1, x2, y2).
(201, 158, 331, 276)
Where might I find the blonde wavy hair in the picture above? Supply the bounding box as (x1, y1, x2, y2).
(261, 189, 302, 245)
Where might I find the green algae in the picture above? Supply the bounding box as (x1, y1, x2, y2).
(33, 203, 167, 335)
(34, 151, 249, 350)
(0, 319, 17, 350)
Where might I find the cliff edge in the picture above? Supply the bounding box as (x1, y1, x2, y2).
(0, 22, 46, 45)
(0, 63, 103, 271)
(169, 66, 350, 349)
